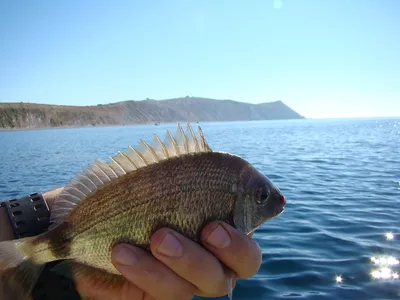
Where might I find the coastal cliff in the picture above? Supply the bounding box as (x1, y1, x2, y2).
(0, 97, 304, 129)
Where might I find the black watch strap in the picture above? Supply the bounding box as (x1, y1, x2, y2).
(1, 193, 50, 239)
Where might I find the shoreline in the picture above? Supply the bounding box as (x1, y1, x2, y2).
(0, 118, 309, 132)
(0, 122, 149, 132)
(0, 121, 195, 132)
(1, 116, 399, 133)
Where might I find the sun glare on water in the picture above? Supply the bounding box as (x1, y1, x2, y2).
(366, 233, 399, 282)
(335, 275, 343, 284)
(370, 255, 399, 280)
(385, 232, 394, 240)
(334, 232, 399, 288)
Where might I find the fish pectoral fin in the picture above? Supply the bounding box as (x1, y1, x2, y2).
(51, 261, 125, 298)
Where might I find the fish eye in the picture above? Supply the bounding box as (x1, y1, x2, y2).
(256, 188, 270, 204)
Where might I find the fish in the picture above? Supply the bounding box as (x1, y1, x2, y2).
(0, 123, 286, 300)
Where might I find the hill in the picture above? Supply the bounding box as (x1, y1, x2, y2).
(0, 97, 304, 129)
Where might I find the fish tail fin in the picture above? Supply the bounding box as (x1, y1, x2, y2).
(0, 238, 45, 300)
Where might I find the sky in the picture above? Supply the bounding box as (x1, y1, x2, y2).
(0, 0, 399, 118)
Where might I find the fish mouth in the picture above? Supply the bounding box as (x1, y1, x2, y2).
(257, 205, 285, 227)
(276, 193, 286, 216)
(272, 192, 286, 217)
(275, 206, 285, 217)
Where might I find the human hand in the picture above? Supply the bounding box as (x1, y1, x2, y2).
(75, 221, 262, 300)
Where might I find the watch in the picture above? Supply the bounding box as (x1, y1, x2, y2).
(1, 192, 50, 238)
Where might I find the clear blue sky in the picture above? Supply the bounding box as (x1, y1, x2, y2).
(1, 0, 399, 118)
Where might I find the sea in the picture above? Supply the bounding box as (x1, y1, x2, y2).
(0, 118, 399, 300)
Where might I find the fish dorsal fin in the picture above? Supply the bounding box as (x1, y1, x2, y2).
(49, 123, 212, 229)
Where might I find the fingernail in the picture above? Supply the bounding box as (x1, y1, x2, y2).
(157, 232, 183, 258)
(206, 224, 231, 249)
(114, 245, 138, 266)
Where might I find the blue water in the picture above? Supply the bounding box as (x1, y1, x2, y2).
(1, 118, 399, 299)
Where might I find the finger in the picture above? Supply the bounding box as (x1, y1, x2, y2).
(200, 221, 262, 279)
(111, 244, 196, 300)
(150, 228, 236, 297)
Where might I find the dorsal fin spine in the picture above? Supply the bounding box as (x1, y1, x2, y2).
(81, 173, 98, 190)
(100, 160, 118, 178)
(110, 157, 127, 174)
(187, 123, 200, 152)
(167, 129, 180, 156)
(119, 151, 138, 168)
(198, 126, 211, 151)
(198, 126, 205, 149)
(87, 168, 104, 185)
(68, 186, 87, 198)
(76, 180, 93, 193)
(140, 140, 159, 163)
(93, 162, 112, 181)
(129, 146, 148, 166)
(178, 123, 189, 153)
(63, 192, 81, 202)
(155, 134, 169, 159)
